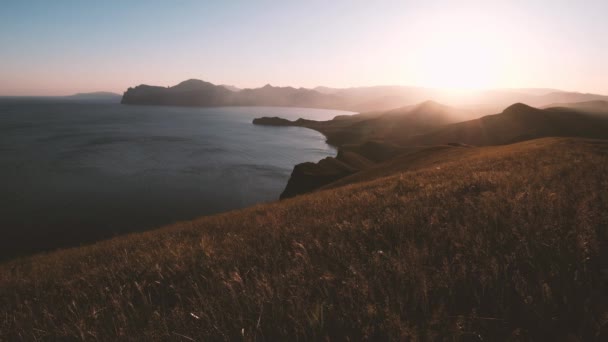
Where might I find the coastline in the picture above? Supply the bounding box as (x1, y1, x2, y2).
(252, 115, 395, 199)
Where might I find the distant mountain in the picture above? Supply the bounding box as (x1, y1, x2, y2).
(527, 92, 608, 108)
(501, 88, 562, 96)
(543, 100, 608, 115)
(313, 85, 445, 112)
(234, 84, 346, 108)
(312, 86, 340, 94)
(122, 79, 346, 109)
(121, 78, 608, 114)
(67, 92, 122, 102)
(121, 79, 234, 106)
(310, 86, 608, 113)
(221, 84, 241, 92)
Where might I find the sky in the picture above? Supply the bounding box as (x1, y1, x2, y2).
(1, 0, 607, 96)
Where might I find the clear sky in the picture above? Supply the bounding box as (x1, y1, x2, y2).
(1, 0, 607, 96)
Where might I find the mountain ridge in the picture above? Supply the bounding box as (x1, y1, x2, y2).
(121, 79, 608, 113)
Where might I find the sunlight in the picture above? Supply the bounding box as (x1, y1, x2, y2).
(408, 12, 507, 91)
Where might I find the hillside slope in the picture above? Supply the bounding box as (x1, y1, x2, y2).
(405, 103, 608, 146)
(2, 138, 607, 340)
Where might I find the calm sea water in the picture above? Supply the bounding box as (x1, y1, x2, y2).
(0, 98, 352, 259)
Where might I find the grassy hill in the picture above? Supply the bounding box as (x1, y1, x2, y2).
(2, 137, 607, 340)
(255, 102, 608, 148)
(259, 102, 608, 198)
(405, 103, 608, 146)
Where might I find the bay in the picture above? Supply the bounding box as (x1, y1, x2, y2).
(0, 99, 353, 259)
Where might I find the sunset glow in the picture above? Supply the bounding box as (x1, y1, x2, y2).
(1, 0, 607, 95)
(402, 11, 506, 90)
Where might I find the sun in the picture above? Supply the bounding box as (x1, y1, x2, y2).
(421, 41, 498, 90)
(407, 14, 508, 91)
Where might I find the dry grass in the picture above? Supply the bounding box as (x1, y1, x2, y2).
(1, 137, 608, 341)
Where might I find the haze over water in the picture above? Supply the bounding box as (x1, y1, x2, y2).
(0, 99, 349, 259)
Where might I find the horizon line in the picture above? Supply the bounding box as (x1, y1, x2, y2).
(2, 81, 608, 98)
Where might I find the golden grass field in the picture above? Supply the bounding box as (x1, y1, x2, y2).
(2, 137, 607, 340)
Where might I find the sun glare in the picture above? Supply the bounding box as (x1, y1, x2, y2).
(407, 12, 507, 91)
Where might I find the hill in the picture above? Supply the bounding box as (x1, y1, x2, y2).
(257, 102, 608, 197)
(255, 102, 608, 149)
(1, 137, 607, 340)
(406, 103, 608, 146)
(254, 100, 471, 146)
(255, 101, 472, 198)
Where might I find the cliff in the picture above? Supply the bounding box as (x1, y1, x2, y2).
(280, 157, 359, 199)
(279, 141, 411, 198)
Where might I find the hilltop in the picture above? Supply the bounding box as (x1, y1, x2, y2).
(1, 137, 607, 340)
(405, 103, 608, 146)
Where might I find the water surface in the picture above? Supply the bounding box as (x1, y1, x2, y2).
(0, 99, 353, 259)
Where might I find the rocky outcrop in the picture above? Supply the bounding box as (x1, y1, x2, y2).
(280, 157, 359, 199)
(279, 141, 407, 199)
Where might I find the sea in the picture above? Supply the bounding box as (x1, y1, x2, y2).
(0, 98, 352, 259)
